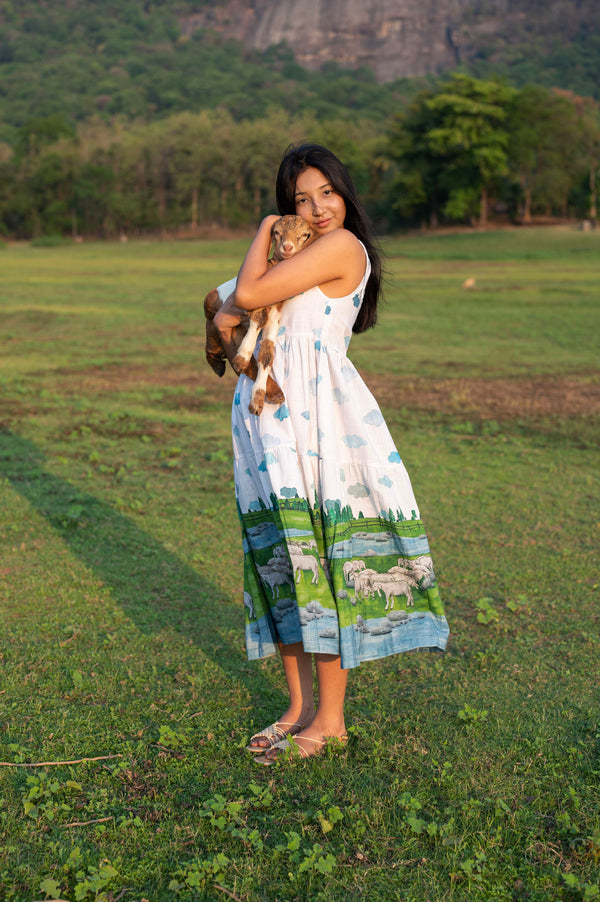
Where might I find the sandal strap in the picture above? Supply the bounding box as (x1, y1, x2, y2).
(294, 733, 348, 746)
(268, 733, 347, 759)
(247, 720, 303, 750)
(293, 734, 349, 756)
(256, 733, 348, 764)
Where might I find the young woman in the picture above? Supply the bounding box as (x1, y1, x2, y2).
(215, 144, 449, 764)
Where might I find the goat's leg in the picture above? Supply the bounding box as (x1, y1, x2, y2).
(233, 310, 263, 373)
(204, 289, 227, 376)
(233, 308, 267, 375)
(203, 280, 283, 404)
(203, 288, 222, 319)
(215, 320, 283, 405)
(249, 304, 281, 415)
(205, 318, 227, 376)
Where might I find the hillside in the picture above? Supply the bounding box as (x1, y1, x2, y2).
(0, 0, 598, 145)
(0, 1, 418, 144)
(182, 0, 600, 85)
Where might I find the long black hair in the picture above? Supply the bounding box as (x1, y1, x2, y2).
(275, 143, 382, 333)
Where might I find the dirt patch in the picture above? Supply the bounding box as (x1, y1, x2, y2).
(48, 363, 600, 421)
(365, 374, 600, 421)
(53, 362, 213, 390)
(52, 362, 237, 404)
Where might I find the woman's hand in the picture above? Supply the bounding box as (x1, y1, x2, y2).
(214, 292, 248, 368)
(260, 214, 281, 234)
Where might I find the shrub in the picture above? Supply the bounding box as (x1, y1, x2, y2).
(30, 234, 67, 247)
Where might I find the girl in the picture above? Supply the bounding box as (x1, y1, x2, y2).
(215, 144, 449, 764)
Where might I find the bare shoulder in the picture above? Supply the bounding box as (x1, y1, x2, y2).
(313, 228, 365, 273)
(315, 229, 366, 296)
(319, 228, 363, 253)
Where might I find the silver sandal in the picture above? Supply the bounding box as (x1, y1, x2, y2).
(255, 733, 348, 765)
(246, 721, 304, 753)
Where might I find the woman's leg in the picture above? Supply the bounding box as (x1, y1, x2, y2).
(306, 653, 348, 737)
(248, 642, 315, 750)
(281, 653, 348, 757)
(278, 641, 316, 725)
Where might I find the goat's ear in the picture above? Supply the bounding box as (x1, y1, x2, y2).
(270, 218, 281, 238)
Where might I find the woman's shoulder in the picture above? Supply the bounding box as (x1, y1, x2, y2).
(319, 228, 362, 252)
(316, 228, 366, 270)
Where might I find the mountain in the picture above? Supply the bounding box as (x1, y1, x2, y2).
(0, 0, 598, 144)
(181, 0, 600, 86)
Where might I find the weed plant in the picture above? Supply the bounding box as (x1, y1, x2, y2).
(0, 228, 599, 900)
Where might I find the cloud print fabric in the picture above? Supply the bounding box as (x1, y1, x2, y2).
(230, 247, 449, 669)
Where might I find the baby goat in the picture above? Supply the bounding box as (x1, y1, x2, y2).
(203, 215, 315, 415)
(233, 215, 316, 414)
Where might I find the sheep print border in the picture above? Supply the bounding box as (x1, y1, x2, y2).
(239, 495, 449, 670)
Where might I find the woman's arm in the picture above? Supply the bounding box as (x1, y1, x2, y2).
(235, 218, 364, 311)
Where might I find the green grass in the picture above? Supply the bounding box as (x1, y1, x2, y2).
(0, 227, 599, 901)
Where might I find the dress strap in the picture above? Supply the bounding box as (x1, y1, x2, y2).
(357, 241, 372, 291)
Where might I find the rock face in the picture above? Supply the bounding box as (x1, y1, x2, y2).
(180, 0, 598, 82)
(182, 0, 462, 81)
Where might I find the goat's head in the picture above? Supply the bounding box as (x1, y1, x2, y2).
(270, 215, 317, 262)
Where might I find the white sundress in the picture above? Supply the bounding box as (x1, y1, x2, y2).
(229, 245, 449, 670)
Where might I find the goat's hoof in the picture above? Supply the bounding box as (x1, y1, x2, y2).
(233, 354, 250, 374)
(265, 375, 284, 404)
(265, 387, 285, 404)
(248, 390, 265, 416)
(206, 355, 226, 377)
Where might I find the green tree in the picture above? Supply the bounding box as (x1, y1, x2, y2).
(579, 102, 600, 223)
(424, 74, 516, 226)
(388, 75, 516, 227)
(507, 85, 580, 221)
(14, 114, 75, 161)
(555, 89, 600, 224)
(30, 147, 77, 234)
(71, 161, 116, 237)
(170, 111, 216, 230)
(387, 92, 442, 227)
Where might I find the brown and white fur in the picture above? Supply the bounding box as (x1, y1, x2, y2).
(232, 215, 316, 414)
(204, 278, 285, 406)
(203, 215, 316, 415)
(204, 276, 244, 379)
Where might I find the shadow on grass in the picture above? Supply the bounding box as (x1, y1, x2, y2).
(0, 428, 282, 707)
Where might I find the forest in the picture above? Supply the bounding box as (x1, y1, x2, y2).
(1, 74, 597, 239)
(0, 1, 599, 237)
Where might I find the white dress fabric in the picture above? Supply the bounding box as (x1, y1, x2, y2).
(230, 246, 449, 669)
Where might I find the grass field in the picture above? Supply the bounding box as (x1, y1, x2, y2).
(0, 227, 599, 901)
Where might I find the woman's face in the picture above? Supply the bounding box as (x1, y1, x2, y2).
(294, 166, 346, 235)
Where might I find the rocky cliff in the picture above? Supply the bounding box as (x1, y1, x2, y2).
(181, 0, 599, 83)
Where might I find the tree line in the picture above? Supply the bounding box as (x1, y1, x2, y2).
(0, 75, 598, 240)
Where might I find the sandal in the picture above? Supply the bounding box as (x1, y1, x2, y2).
(245, 721, 305, 754)
(255, 733, 348, 765)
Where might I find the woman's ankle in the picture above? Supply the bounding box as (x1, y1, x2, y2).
(301, 713, 346, 738)
(280, 703, 315, 726)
